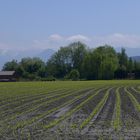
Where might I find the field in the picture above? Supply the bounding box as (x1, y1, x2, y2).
(0, 81, 140, 140)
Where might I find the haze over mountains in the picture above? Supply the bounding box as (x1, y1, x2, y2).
(0, 49, 55, 69)
(132, 56, 140, 62)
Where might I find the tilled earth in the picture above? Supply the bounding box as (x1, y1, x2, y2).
(0, 85, 140, 140)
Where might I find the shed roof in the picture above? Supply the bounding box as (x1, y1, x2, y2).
(0, 71, 15, 76)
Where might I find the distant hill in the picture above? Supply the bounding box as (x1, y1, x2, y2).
(115, 47, 140, 57)
(131, 56, 140, 62)
(0, 49, 55, 70)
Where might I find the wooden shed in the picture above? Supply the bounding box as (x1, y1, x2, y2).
(0, 71, 17, 81)
(127, 72, 135, 79)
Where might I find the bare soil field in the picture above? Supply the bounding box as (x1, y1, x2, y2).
(0, 81, 140, 140)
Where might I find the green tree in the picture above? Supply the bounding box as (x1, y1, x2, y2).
(3, 59, 18, 71)
(128, 57, 134, 72)
(19, 57, 46, 80)
(70, 42, 87, 73)
(118, 48, 128, 68)
(134, 60, 140, 79)
(92, 45, 118, 79)
(46, 42, 87, 78)
(20, 57, 45, 73)
(69, 69, 80, 81)
(115, 48, 128, 79)
(81, 49, 96, 79)
(82, 45, 119, 80)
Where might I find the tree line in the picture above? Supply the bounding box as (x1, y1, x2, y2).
(2, 42, 140, 80)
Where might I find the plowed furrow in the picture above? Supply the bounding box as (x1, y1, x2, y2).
(120, 87, 140, 129)
(50, 88, 109, 133)
(127, 87, 140, 103)
(0, 90, 71, 122)
(89, 88, 116, 129)
(0, 89, 65, 109)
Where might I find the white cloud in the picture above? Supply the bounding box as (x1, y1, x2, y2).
(67, 34, 91, 42)
(48, 34, 64, 41)
(30, 33, 140, 53)
(0, 49, 8, 55)
(0, 43, 11, 50)
(90, 33, 140, 48)
(32, 34, 91, 50)
(33, 40, 41, 45)
(1, 33, 140, 53)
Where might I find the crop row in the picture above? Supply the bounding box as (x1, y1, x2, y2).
(0, 88, 95, 137)
(0, 84, 140, 139)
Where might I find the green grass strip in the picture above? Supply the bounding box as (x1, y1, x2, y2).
(80, 88, 111, 129)
(131, 87, 140, 94)
(125, 87, 140, 112)
(112, 87, 121, 131)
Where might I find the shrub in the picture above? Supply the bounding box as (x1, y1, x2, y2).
(69, 69, 80, 81)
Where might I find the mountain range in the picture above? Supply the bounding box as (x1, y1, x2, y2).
(131, 56, 140, 62)
(0, 49, 55, 70)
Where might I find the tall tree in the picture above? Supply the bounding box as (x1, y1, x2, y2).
(46, 42, 87, 78)
(115, 48, 128, 79)
(81, 50, 95, 79)
(128, 57, 134, 72)
(92, 45, 118, 79)
(82, 45, 118, 80)
(3, 60, 18, 71)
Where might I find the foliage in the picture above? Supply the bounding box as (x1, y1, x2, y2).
(2, 42, 140, 80)
(3, 57, 46, 80)
(91, 45, 118, 79)
(46, 42, 87, 78)
(69, 69, 80, 81)
(3, 59, 18, 71)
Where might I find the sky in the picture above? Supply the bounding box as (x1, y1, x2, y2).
(0, 0, 140, 58)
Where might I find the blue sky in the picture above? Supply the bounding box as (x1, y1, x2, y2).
(0, 0, 140, 56)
